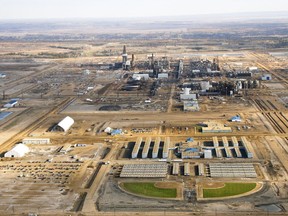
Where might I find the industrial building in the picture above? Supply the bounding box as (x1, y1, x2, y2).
(215, 148, 222, 158)
(3, 99, 18, 108)
(132, 73, 149, 80)
(132, 137, 142, 159)
(224, 148, 232, 158)
(54, 116, 74, 132)
(4, 144, 29, 157)
(222, 137, 229, 147)
(22, 138, 50, 145)
(213, 136, 219, 147)
(198, 163, 205, 176)
(142, 137, 152, 159)
(241, 136, 253, 158)
(201, 121, 232, 133)
(120, 164, 168, 178)
(204, 149, 212, 159)
(231, 136, 239, 147)
(184, 163, 190, 176)
(180, 88, 197, 101)
(183, 100, 200, 112)
(152, 137, 161, 158)
(162, 137, 170, 159)
(230, 115, 242, 122)
(248, 67, 258, 72)
(208, 163, 257, 178)
(181, 147, 201, 159)
(261, 74, 272, 80)
(235, 147, 242, 158)
(172, 163, 180, 175)
(157, 73, 168, 79)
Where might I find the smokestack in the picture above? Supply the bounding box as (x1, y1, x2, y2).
(123, 45, 127, 54)
(131, 54, 135, 68)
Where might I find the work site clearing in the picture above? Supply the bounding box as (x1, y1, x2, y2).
(0, 16, 288, 216)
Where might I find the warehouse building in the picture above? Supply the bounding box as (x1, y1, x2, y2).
(152, 137, 161, 158)
(184, 163, 190, 176)
(3, 100, 18, 108)
(22, 138, 50, 145)
(241, 136, 253, 158)
(162, 137, 170, 159)
(132, 73, 149, 80)
(120, 164, 168, 178)
(222, 137, 229, 147)
(202, 121, 232, 133)
(261, 74, 272, 81)
(4, 144, 29, 157)
(132, 137, 142, 159)
(172, 163, 180, 175)
(157, 73, 168, 79)
(213, 136, 219, 147)
(215, 148, 222, 158)
(183, 100, 200, 112)
(142, 137, 151, 159)
(54, 116, 74, 132)
(181, 147, 201, 159)
(208, 163, 257, 178)
(180, 88, 197, 101)
(204, 149, 212, 159)
(230, 115, 242, 122)
(198, 163, 205, 176)
(231, 136, 239, 147)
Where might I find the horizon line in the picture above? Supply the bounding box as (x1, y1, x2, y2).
(1, 10, 288, 22)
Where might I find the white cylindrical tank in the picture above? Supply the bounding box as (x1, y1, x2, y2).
(237, 81, 242, 90)
(184, 88, 191, 95)
(200, 81, 210, 91)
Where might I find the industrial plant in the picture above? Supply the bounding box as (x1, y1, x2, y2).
(0, 12, 287, 216)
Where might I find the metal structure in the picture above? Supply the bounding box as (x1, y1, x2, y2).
(222, 136, 229, 147)
(198, 163, 205, 176)
(152, 137, 161, 159)
(162, 137, 170, 159)
(22, 138, 50, 145)
(231, 136, 239, 147)
(142, 137, 152, 159)
(172, 163, 180, 175)
(132, 137, 142, 159)
(209, 163, 257, 178)
(241, 136, 253, 158)
(213, 136, 219, 147)
(120, 164, 168, 178)
(215, 148, 222, 158)
(184, 163, 190, 176)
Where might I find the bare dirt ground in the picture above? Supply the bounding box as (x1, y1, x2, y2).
(0, 32, 287, 216)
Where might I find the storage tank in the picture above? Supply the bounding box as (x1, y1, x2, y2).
(184, 88, 191, 95)
(248, 80, 253, 89)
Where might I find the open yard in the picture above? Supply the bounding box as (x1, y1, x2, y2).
(203, 183, 257, 198)
(121, 182, 177, 198)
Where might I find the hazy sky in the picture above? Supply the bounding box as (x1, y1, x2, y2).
(0, 0, 287, 20)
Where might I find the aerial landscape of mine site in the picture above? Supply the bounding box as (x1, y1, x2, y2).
(0, 1, 288, 216)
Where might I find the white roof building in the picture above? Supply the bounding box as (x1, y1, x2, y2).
(104, 127, 113, 133)
(55, 116, 74, 132)
(132, 73, 149, 80)
(22, 138, 50, 145)
(4, 144, 29, 157)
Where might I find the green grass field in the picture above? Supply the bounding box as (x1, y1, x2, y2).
(203, 183, 257, 198)
(122, 182, 177, 198)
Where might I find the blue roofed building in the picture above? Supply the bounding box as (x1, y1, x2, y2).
(230, 115, 241, 122)
(3, 100, 18, 108)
